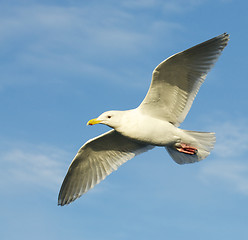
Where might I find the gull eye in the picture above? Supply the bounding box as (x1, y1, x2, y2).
(107, 115, 112, 119)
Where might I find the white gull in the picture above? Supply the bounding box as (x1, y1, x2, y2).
(58, 33, 229, 206)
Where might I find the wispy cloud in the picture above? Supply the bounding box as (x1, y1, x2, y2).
(199, 119, 248, 195)
(161, 0, 206, 13)
(0, 141, 69, 191)
(0, 2, 182, 90)
(199, 160, 248, 195)
(0, 0, 232, 91)
(212, 120, 248, 158)
(121, 0, 161, 9)
(121, 0, 206, 12)
(120, 0, 231, 15)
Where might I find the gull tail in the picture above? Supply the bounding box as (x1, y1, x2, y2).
(166, 130, 216, 165)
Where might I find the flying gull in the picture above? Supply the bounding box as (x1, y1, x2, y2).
(58, 33, 229, 206)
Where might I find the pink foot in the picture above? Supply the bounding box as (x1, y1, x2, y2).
(175, 143, 198, 155)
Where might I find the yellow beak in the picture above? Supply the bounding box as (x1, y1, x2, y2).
(87, 118, 102, 126)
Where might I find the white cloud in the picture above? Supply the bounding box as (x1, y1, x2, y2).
(0, 0, 232, 90)
(121, 0, 160, 8)
(198, 119, 248, 195)
(121, 0, 207, 12)
(199, 160, 248, 195)
(0, 3, 183, 89)
(0, 142, 69, 191)
(212, 120, 248, 158)
(162, 0, 202, 13)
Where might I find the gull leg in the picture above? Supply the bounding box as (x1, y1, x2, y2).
(175, 143, 198, 155)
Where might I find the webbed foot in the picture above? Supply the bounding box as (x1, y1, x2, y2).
(175, 143, 198, 155)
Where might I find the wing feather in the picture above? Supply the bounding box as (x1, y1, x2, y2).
(139, 33, 229, 126)
(58, 130, 152, 206)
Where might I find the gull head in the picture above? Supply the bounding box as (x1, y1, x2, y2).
(87, 110, 124, 129)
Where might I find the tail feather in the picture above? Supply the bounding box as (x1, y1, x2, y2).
(166, 130, 216, 165)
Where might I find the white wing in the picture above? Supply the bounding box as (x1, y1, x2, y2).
(58, 130, 153, 206)
(139, 33, 229, 126)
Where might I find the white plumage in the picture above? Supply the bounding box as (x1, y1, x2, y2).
(58, 33, 229, 206)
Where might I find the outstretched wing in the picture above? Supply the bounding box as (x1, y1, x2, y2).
(139, 33, 229, 126)
(58, 130, 152, 206)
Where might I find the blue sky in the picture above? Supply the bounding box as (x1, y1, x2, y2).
(1, 0, 248, 239)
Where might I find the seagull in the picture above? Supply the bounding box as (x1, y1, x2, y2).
(58, 33, 229, 206)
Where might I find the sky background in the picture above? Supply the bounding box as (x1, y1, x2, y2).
(1, 0, 248, 239)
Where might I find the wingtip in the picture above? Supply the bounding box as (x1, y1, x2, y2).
(220, 32, 230, 42)
(58, 196, 70, 206)
(57, 199, 63, 206)
(57, 199, 68, 206)
(213, 32, 230, 50)
(58, 193, 80, 206)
